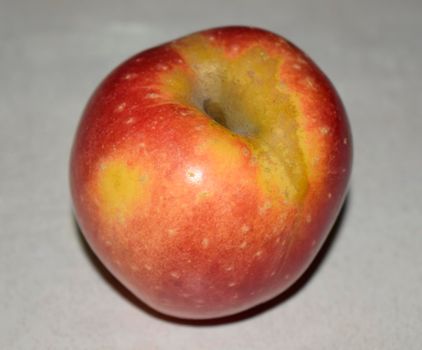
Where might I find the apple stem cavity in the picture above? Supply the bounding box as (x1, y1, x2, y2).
(202, 98, 258, 137)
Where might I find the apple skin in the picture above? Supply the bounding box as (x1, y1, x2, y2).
(70, 26, 352, 319)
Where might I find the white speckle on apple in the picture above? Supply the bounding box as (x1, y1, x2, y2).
(284, 274, 290, 280)
(186, 167, 203, 184)
(115, 102, 126, 113)
(259, 51, 268, 59)
(241, 147, 250, 157)
(306, 77, 317, 90)
(249, 291, 256, 296)
(167, 228, 177, 237)
(125, 117, 135, 125)
(144, 264, 152, 271)
(293, 63, 302, 70)
(297, 57, 308, 65)
(239, 241, 247, 249)
(123, 73, 138, 80)
(130, 265, 139, 272)
(225, 265, 234, 272)
(231, 45, 240, 53)
(209, 35, 216, 41)
(328, 192, 332, 199)
(201, 238, 209, 249)
(228, 282, 236, 287)
(344, 137, 348, 144)
(145, 93, 159, 99)
(311, 239, 317, 247)
(157, 64, 169, 71)
(254, 250, 263, 258)
(105, 240, 112, 246)
(170, 271, 181, 279)
(270, 270, 276, 277)
(241, 224, 250, 234)
(342, 168, 347, 173)
(180, 110, 193, 117)
(319, 126, 330, 135)
(232, 293, 239, 300)
(259, 201, 272, 215)
(306, 214, 312, 223)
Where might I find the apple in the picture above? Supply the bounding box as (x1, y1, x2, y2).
(70, 26, 352, 319)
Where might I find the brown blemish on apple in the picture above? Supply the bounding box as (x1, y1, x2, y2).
(186, 167, 203, 184)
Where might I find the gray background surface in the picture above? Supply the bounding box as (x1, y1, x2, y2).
(1, 0, 421, 348)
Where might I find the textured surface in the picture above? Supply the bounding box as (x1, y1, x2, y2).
(1, 0, 421, 348)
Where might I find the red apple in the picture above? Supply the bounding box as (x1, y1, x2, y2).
(70, 26, 352, 319)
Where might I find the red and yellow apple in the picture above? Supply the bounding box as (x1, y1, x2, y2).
(70, 26, 352, 319)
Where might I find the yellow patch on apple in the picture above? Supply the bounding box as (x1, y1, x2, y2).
(162, 34, 308, 204)
(96, 159, 148, 221)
